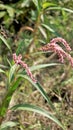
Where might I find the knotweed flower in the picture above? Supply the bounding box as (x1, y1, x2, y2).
(39, 37, 73, 67)
(13, 53, 37, 83)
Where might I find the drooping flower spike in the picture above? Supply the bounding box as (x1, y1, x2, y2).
(39, 37, 73, 67)
(13, 53, 37, 83)
(50, 37, 71, 51)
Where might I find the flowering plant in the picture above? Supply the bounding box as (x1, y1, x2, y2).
(0, 36, 72, 130)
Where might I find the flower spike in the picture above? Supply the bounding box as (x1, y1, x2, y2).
(13, 53, 37, 83)
(39, 37, 73, 67)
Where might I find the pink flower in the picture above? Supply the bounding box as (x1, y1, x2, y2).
(39, 37, 73, 67)
(13, 53, 37, 83)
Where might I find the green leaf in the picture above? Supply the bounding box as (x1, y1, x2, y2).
(48, 6, 73, 13)
(9, 64, 17, 83)
(62, 8, 73, 13)
(0, 4, 15, 17)
(0, 4, 6, 9)
(0, 11, 6, 18)
(42, 23, 55, 33)
(41, 23, 60, 36)
(41, 15, 60, 36)
(17, 74, 54, 110)
(0, 68, 5, 73)
(30, 63, 59, 71)
(0, 121, 18, 130)
(9, 77, 21, 92)
(42, 2, 56, 9)
(11, 103, 65, 130)
(6, 6, 15, 17)
(38, 26, 47, 39)
(0, 35, 11, 50)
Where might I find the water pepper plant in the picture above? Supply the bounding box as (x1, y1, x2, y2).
(0, 37, 73, 130)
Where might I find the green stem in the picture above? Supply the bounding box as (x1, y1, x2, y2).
(0, 77, 21, 124)
(27, 11, 43, 53)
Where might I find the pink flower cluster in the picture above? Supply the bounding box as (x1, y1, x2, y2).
(39, 37, 73, 67)
(13, 53, 37, 83)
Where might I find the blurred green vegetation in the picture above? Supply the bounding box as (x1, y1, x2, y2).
(0, 0, 73, 130)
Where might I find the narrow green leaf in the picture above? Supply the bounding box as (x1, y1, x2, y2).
(62, 8, 73, 13)
(41, 23, 60, 36)
(0, 68, 5, 73)
(0, 121, 18, 130)
(9, 64, 17, 83)
(30, 63, 59, 71)
(42, 23, 55, 33)
(0, 35, 11, 50)
(38, 26, 47, 39)
(11, 104, 65, 130)
(42, 2, 56, 9)
(31, 51, 52, 56)
(48, 6, 73, 13)
(7, 58, 12, 67)
(9, 77, 21, 92)
(18, 74, 54, 110)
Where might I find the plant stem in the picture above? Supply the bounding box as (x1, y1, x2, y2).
(0, 77, 21, 125)
(27, 11, 43, 53)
